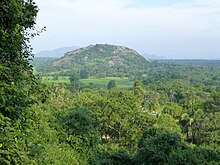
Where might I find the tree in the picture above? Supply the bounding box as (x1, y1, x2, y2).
(162, 102, 184, 119)
(0, 0, 38, 118)
(136, 128, 198, 164)
(0, 0, 39, 164)
(53, 75, 59, 80)
(194, 93, 220, 145)
(80, 69, 89, 79)
(69, 72, 80, 91)
(133, 81, 144, 97)
(155, 114, 181, 133)
(60, 108, 99, 161)
(142, 90, 160, 113)
(136, 127, 220, 164)
(107, 80, 116, 90)
(76, 89, 156, 151)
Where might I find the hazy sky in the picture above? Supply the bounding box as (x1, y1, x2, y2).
(31, 0, 220, 59)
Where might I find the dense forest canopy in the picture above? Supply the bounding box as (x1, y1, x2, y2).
(1, 0, 220, 164)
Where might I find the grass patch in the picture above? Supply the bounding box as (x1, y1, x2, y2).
(42, 76, 133, 88)
(42, 76, 70, 83)
(81, 77, 133, 88)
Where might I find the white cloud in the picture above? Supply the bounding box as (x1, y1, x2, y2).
(35, 0, 220, 34)
(32, 0, 220, 58)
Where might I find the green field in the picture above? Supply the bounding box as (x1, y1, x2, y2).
(42, 76, 70, 83)
(42, 76, 133, 88)
(82, 77, 133, 88)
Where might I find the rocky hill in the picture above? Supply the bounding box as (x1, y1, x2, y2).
(42, 44, 149, 77)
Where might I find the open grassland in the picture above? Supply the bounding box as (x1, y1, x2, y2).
(42, 76, 133, 88)
(82, 77, 133, 88)
(42, 76, 70, 83)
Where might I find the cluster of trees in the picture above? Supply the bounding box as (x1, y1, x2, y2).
(1, 0, 220, 164)
(2, 81, 219, 164)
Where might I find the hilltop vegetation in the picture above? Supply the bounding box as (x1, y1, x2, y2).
(34, 44, 148, 77)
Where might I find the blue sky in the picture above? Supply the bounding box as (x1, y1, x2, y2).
(32, 0, 220, 59)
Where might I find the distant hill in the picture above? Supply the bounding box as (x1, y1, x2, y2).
(143, 54, 166, 60)
(35, 46, 78, 58)
(50, 44, 149, 77)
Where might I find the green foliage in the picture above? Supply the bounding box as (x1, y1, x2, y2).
(0, 0, 40, 164)
(61, 108, 99, 148)
(142, 89, 161, 113)
(0, 0, 38, 119)
(53, 75, 59, 80)
(0, 81, 35, 120)
(69, 72, 80, 92)
(80, 69, 89, 79)
(136, 128, 207, 165)
(41, 76, 133, 88)
(34, 44, 149, 77)
(0, 114, 29, 164)
(56, 108, 99, 164)
(69, 72, 80, 85)
(98, 144, 133, 165)
(81, 77, 133, 88)
(162, 102, 184, 119)
(137, 131, 183, 164)
(133, 81, 144, 97)
(155, 114, 182, 133)
(107, 80, 116, 89)
(75, 88, 156, 152)
(2, 2, 220, 163)
(31, 57, 56, 76)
